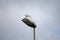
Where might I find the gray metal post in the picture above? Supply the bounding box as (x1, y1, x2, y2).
(33, 28, 35, 40)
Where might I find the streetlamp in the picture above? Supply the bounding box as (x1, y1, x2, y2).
(22, 14, 36, 40)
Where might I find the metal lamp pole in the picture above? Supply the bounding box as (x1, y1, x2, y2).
(22, 16, 36, 40)
(33, 28, 36, 40)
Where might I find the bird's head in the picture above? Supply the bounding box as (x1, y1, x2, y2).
(25, 14, 32, 18)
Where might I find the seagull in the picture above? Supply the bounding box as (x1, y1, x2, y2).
(22, 14, 36, 28)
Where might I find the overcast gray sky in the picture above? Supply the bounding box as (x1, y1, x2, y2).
(0, 0, 60, 40)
